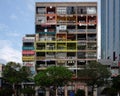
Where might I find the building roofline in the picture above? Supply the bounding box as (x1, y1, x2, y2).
(35, 2, 97, 6)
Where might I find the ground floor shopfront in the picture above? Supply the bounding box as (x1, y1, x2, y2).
(35, 81, 97, 96)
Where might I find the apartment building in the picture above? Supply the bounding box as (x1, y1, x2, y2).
(35, 2, 97, 74)
(22, 34, 36, 75)
(22, 2, 97, 95)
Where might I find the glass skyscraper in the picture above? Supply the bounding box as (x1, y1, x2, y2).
(101, 0, 120, 61)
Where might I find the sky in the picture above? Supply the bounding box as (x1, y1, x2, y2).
(0, 0, 100, 64)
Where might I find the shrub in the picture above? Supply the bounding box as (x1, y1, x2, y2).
(75, 89, 85, 96)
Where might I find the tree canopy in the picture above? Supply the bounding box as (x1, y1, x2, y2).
(2, 61, 31, 96)
(34, 66, 73, 87)
(77, 61, 111, 96)
(3, 62, 31, 84)
(112, 75, 120, 95)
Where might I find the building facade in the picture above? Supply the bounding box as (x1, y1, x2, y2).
(101, 0, 120, 61)
(35, 2, 97, 74)
(22, 34, 36, 75)
(22, 2, 98, 94)
(22, 2, 98, 77)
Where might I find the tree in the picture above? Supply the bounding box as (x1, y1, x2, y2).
(77, 61, 111, 96)
(101, 75, 120, 96)
(101, 87, 117, 96)
(34, 66, 73, 96)
(2, 61, 31, 96)
(112, 75, 120, 96)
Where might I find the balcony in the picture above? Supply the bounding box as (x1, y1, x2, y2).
(56, 33, 66, 41)
(87, 24, 97, 33)
(57, 43, 66, 51)
(66, 60, 76, 68)
(57, 7, 67, 15)
(77, 15, 86, 25)
(22, 56, 34, 61)
(57, 60, 66, 66)
(56, 52, 66, 59)
(67, 34, 76, 41)
(46, 52, 55, 59)
(23, 62, 34, 67)
(36, 16, 46, 24)
(87, 34, 96, 41)
(22, 50, 35, 55)
(67, 52, 76, 59)
(77, 34, 86, 41)
(77, 60, 86, 68)
(22, 46, 34, 50)
(67, 25, 76, 33)
(77, 52, 86, 59)
(36, 43, 45, 50)
(47, 6, 56, 14)
(46, 14, 56, 24)
(47, 60, 56, 67)
(77, 6, 87, 14)
(87, 7, 97, 14)
(36, 52, 45, 60)
(57, 25, 67, 33)
(36, 56, 45, 60)
(87, 43, 97, 50)
(57, 15, 67, 23)
(36, 61, 46, 69)
(67, 43, 76, 50)
(36, 25, 56, 34)
(88, 16, 97, 25)
(67, 15, 76, 23)
(77, 25, 86, 33)
(23, 37, 35, 42)
(36, 7, 46, 14)
(77, 42, 86, 50)
(46, 43, 55, 50)
(67, 6, 76, 14)
(86, 52, 97, 58)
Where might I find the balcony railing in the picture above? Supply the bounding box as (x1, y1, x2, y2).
(22, 50, 35, 55)
(22, 56, 34, 61)
(22, 46, 34, 50)
(77, 29, 86, 32)
(87, 29, 96, 33)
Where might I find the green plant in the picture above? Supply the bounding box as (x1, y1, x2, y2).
(0, 88, 14, 96)
(75, 89, 85, 96)
(21, 87, 35, 95)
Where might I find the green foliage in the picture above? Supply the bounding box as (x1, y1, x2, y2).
(46, 66, 73, 86)
(0, 88, 14, 96)
(34, 70, 54, 87)
(2, 62, 32, 96)
(34, 66, 73, 87)
(19, 66, 32, 82)
(3, 62, 22, 84)
(78, 61, 111, 87)
(112, 75, 120, 92)
(101, 75, 120, 96)
(75, 89, 85, 96)
(21, 87, 35, 95)
(101, 87, 117, 96)
(78, 61, 111, 96)
(3, 62, 31, 84)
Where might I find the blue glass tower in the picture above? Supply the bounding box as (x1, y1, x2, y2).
(101, 0, 120, 61)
